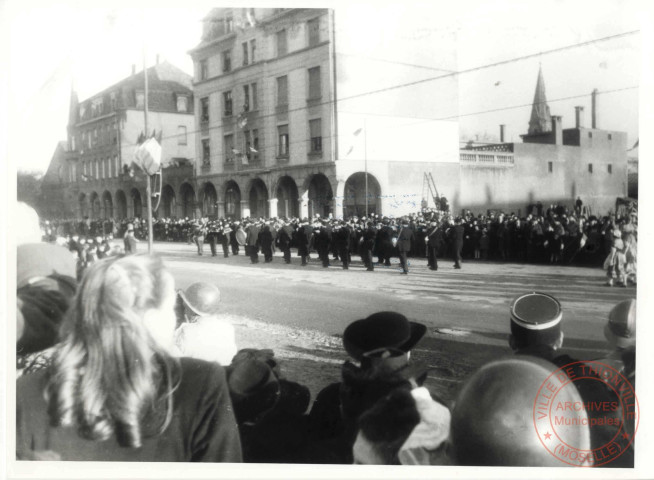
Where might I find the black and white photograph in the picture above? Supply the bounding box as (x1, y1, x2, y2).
(4, 0, 653, 478)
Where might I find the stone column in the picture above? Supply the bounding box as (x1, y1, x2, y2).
(268, 198, 278, 218)
(299, 190, 309, 219)
(240, 200, 251, 219)
(216, 201, 226, 218)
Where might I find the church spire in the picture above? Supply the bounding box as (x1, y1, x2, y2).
(528, 65, 551, 135)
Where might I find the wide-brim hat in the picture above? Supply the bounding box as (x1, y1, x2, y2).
(343, 312, 427, 361)
(604, 299, 636, 349)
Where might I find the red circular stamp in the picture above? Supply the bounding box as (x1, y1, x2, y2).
(533, 360, 638, 467)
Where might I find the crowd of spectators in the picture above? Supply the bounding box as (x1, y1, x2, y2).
(16, 201, 638, 466)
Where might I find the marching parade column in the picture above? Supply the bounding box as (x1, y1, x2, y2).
(240, 200, 251, 219)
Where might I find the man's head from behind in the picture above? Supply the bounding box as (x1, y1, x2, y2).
(450, 357, 591, 466)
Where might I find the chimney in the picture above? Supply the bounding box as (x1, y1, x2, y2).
(131, 64, 136, 76)
(591, 88, 598, 128)
(551, 115, 562, 145)
(575, 106, 584, 129)
(500, 124, 505, 143)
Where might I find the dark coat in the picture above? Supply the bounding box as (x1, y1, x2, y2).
(17, 358, 242, 462)
(450, 225, 465, 249)
(297, 226, 313, 256)
(427, 226, 445, 249)
(246, 225, 261, 247)
(395, 225, 415, 253)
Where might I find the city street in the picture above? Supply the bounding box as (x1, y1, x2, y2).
(155, 241, 636, 404)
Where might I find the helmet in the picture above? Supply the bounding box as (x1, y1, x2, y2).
(179, 282, 221, 316)
(451, 357, 591, 466)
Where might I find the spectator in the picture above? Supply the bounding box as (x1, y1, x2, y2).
(450, 357, 592, 466)
(226, 349, 311, 463)
(17, 255, 242, 462)
(307, 312, 427, 463)
(173, 282, 237, 366)
(595, 298, 636, 374)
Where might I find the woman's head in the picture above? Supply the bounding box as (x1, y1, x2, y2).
(47, 254, 178, 448)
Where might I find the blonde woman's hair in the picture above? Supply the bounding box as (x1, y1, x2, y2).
(46, 254, 179, 448)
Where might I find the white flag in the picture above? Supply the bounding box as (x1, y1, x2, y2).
(134, 137, 162, 175)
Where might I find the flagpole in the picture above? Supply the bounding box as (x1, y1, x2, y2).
(364, 117, 368, 217)
(143, 42, 153, 253)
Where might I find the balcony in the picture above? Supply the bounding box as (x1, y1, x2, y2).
(460, 151, 514, 166)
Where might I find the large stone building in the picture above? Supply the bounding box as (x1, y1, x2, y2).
(43, 61, 196, 220)
(186, 7, 459, 220)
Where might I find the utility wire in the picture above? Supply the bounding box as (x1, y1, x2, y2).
(80, 85, 636, 166)
(78, 30, 639, 154)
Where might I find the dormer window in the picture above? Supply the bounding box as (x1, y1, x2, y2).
(176, 95, 189, 113)
(135, 90, 145, 109)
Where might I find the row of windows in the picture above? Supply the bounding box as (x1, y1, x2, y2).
(547, 162, 613, 174)
(78, 156, 121, 181)
(198, 16, 321, 81)
(77, 123, 118, 151)
(201, 118, 322, 166)
(199, 67, 321, 123)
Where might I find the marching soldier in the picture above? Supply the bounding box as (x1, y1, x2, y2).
(426, 220, 444, 271)
(333, 221, 351, 270)
(220, 221, 231, 258)
(207, 219, 220, 257)
(297, 219, 313, 266)
(277, 219, 294, 264)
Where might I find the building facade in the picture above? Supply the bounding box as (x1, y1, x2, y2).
(458, 68, 628, 215)
(187, 7, 460, 220)
(43, 61, 197, 220)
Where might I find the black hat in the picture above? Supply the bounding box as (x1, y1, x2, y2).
(227, 351, 310, 425)
(343, 312, 427, 362)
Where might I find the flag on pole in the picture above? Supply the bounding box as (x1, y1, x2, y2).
(629, 139, 639, 150)
(134, 133, 162, 175)
(237, 112, 248, 129)
(249, 146, 258, 154)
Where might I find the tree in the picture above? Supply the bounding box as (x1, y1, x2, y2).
(17, 170, 44, 212)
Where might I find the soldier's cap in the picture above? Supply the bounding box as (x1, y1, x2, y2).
(510, 292, 562, 331)
(604, 298, 636, 349)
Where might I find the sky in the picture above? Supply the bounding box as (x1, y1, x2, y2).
(2, 0, 649, 174)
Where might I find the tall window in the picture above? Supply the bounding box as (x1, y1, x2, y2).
(202, 139, 211, 165)
(250, 82, 258, 110)
(114, 156, 119, 177)
(223, 91, 233, 117)
(308, 18, 320, 46)
(277, 76, 288, 106)
(245, 129, 259, 161)
(278, 125, 289, 156)
(588, 163, 593, 173)
(548, 161, 553, 173)
(225, 15, 234, 33)
(243, 85, 250, 111)
(250, 39, 256, 62)
(608, 164, 613, 174)
(200, 59, 209, 80)
(308, 67, 321, 99)
(222, 50, 232, 73)
(224, 134, 234, 163)
(178, 126, 188, 145)
(242, 42, 249, 66)
(200, 97, 209, 122)
(95, 159, 100, 179)
(309, 119, 322, 153)
(106, 157, 111, 178)
(276, 29, 287, 56)
(136, 91, 145, 108)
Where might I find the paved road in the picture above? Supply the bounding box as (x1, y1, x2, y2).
(153, 241, 636, 403)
